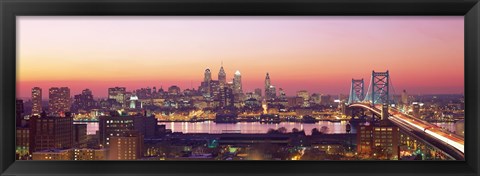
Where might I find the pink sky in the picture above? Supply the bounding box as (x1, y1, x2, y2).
(17, 16, 464, 99)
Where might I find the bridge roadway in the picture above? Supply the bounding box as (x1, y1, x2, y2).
(349, 103, 465, 160)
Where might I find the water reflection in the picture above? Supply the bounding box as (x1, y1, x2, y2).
(159, 121, 352, 135)
(75, 121, 458, 136)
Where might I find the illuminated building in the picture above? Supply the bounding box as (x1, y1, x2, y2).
(455, 120, 464, 137)
(168, 85, 181, 95)
(48, 87, 71, 116)
(200, 68, 212, 97)
(264, 73, 271, 98)
(16, 127, 30, 159)
(219, 86, 234, 108)
(264, 73, 277, 100)
(233, 70, 243, 94)
(108, 87, 126, 105)
(357, 121, 399, 160)
(32, 149, 73, 160)
(297, 90, 310, 107)
(73, 124, 87, 148)
(266, 85, 277, 100)
(98, 115, 156, 146)
(311, 93, 322, 105)
(209, 80, 221, 100)
(129, 95, 139, 109)
(218, 63, 226, 87)
(72, 89, 96, 112)
(73, 148, 108, 160)
(31, 87, 42, 115)
(412, 103, 420, 117)
(29, 113, 73, 153)
(108, 131, 143, 160)
(297, 90, 310, 101)
(357, 124, 373, 155)
(204, 68, 212, 82)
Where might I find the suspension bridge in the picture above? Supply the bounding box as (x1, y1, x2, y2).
(346, 70, 464, 160)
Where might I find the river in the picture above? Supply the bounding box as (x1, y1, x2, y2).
(74, 121, 458, 136)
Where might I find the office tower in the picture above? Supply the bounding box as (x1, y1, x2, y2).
(219, 86, 234, 108)
(297, 90, 310, 101)
(168, 85, 181, 95)
(108, 131, 143, 160)
(16, 99, 24, 126)
(357, 122, 399, 160)
(209, 80, 221, 99)
(31, 87, 42, 115)
(311, 93, 322, 105)
(265, 72, 271, 98)
(29, 113, 73, 153)
(48, 87, 71, 117)
(16, 127, 30, 159)
(108, 87, 126, 105)
(201, 68, 212, 97)
(204, 68, 212, 83)
(98, 115, 156, 146)
(218, 64, 226, 87)
(266, 85, 277, 100)
(72, 89, 96, 112)
(357, 124, 373, 155)
(73, 124, 87, 148)
(233, 70, 243, 94)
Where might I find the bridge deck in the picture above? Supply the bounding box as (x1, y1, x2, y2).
(349, 103, 465, 158)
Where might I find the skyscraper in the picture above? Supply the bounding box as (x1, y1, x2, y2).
(31, 87, 42, 115)
(72, 89, 96, 112)
(204, 68, 212, 83)
(201, 68, 212, 98)
(266, 85, 277, 100)
(265, 73, 271, 96)
(233, 70, 243, 94)
(265, 73, 277, 100)
(218, 64, 226, 87)
(108, 87, 126, 105)
(48, 87, 71, 116)
(219, 86, 234, 108)
(297, 90, 310, 101)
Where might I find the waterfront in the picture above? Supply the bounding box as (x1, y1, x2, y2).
(74, 121, 458, 136)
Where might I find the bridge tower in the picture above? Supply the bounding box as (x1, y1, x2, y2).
(347, 79, 364, 104)
(381, 103, 389, 121)
(365, 70, 390, 105)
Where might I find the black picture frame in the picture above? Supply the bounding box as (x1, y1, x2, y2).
(1, 0, 479, 175)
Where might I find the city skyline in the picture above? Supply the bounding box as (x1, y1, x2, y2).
(17, 16, 464, 98)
